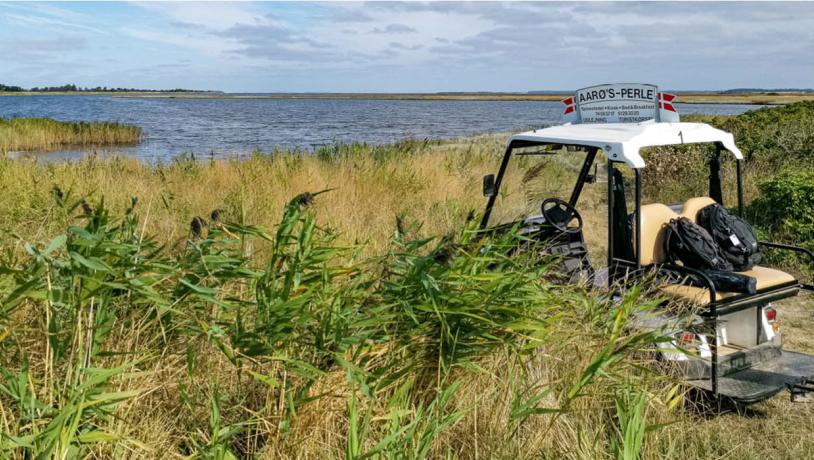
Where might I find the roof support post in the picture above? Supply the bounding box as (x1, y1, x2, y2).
(607, 159, 615, 286)
(710, 144, 724, 205)
(568, 147, 599, 207)
(736, 159, 745, 217)
(635, 168, 642, 269)
(479, 141, 515, 229)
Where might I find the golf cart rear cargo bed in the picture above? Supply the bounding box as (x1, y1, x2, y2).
(688, 351, 814, 404)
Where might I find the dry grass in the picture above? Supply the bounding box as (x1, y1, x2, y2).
(0, 117, 142, 152)
(0, 136, 505, 256)
(0, 134, 619, 263)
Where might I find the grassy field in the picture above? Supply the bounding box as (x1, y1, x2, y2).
(0, 103, 813, 459)
(0, 117, 141, 152)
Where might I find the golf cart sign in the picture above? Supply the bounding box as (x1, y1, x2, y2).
(562, 83, 679, 124)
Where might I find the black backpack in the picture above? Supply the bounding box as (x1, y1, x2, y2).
(664, 217, 733, 271)
(697, 203, 762, 271)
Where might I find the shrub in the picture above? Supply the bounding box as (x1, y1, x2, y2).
(749, 170, 814, 247)
(688, 102, 814, 163)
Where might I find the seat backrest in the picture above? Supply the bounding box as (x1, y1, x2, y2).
(638, 203, 679, 265)
(680, 196, 716, 222)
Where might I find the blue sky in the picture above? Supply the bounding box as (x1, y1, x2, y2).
(1, 1, 813, 92)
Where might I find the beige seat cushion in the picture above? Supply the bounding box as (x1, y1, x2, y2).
(680, 196, 716, 222)
(637, 197, 717, 265)
(660, 266, 797, 304)
(639, 203, 679, 265)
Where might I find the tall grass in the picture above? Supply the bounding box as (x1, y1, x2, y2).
(0, 137, 505, 257)
(0, 117, 141, 152)
(0, 185, 675, 458)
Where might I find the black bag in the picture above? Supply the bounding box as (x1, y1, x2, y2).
(697, 203, 762, 271)
(664, 217, 733, 271)
(693, 269, 757, 295)
(662, 268, 757, 295)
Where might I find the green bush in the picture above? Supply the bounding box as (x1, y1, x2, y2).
(688, 102, 814, 163)
(750, 170, 814, 247)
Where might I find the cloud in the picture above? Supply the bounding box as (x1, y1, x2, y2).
(369, 23, 416, 34)
(217, 18, 340, 62)
(131, 2, 261, 31)
(389, 42, 423, 51)
(0, 34, 89, 63)
(122, 26, 238, 56)
(169, 21, 206, 31)
(329, 8, 374, 23)
(14, 35, 88, 53)
(1, 3, 106, 34)
(2, 1, 814, 92)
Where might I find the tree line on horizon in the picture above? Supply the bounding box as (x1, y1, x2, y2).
(0, 83, 203, 93)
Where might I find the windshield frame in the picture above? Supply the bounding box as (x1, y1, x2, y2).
(479, 140, 599, 230)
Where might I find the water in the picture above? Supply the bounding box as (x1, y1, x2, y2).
(0, 95, 762, 162)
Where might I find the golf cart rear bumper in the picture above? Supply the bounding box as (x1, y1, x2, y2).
(687, 350, 814, 404)
(665, 341, 782, 381)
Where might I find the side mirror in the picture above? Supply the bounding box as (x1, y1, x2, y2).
(482, 174, 496, 197)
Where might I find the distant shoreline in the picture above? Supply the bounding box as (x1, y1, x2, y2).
(2, 91, 812, 105)
(0, 91, 213, 97)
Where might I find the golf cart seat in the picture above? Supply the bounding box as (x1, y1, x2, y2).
(660, 266, 796, 304)
(679, 196, 716, 221)
(638, 197, 799, 306)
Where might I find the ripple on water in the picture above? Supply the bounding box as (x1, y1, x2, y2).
(0, 95, 764, 162)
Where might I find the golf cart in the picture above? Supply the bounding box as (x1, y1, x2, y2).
(479, 84, 814, 405)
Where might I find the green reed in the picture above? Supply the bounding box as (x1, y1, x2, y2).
(0, 190, 671, 458)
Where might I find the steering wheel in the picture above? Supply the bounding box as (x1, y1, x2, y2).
(541, 198, 583, 234)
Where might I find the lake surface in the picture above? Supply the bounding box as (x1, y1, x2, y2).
(0, 95, 763, 162)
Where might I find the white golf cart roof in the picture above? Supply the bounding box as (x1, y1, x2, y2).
(510, 121, 743, 168)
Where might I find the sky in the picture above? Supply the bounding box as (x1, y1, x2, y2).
(1, 1, 813, 93)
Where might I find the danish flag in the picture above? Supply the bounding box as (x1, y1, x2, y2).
(562, 96, 575, 115)
(659, 92, 677, 112)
